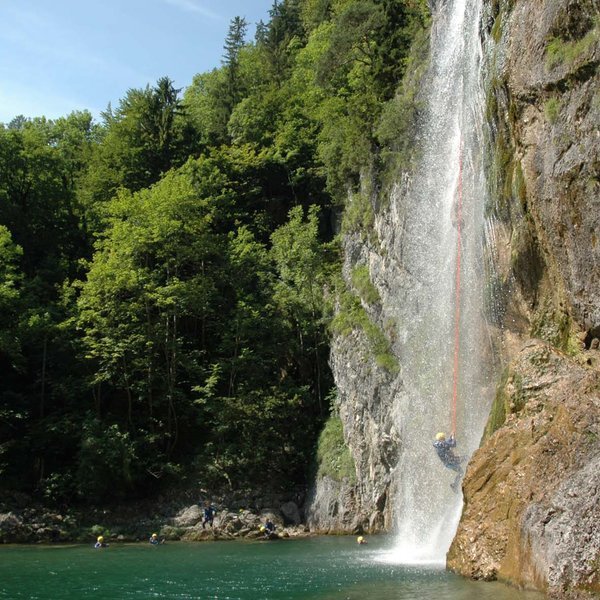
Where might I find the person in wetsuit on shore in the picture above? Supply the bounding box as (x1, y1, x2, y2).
(202, 503, 217, 529)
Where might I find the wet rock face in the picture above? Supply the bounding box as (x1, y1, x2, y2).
(447, 341, 600, 597)
(308, 7, 599, 599)
(305, 326, 402, 533)
(501, 0, 600, 337)
(448, 0, 600, 591)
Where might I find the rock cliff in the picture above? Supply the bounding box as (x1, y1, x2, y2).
(307, 0, 600, 594)
(305, 201, 408, 533)
(447, 341, 600, 597)
(449, 0, 600, 595)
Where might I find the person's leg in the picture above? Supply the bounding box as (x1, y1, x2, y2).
(447, 462, 463, 474)
(450, 471, 462, 492)
(447, 462, 463, 491)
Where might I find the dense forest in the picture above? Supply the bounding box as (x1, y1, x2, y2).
(0, 0, 429, 504)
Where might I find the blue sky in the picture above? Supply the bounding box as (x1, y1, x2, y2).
(0, 0, 275, 124)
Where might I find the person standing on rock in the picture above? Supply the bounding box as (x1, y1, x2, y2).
(202, 503, 216, 529)
(433, 432, 465, 492)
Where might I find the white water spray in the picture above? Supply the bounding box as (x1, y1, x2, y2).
(385, 0, 494, 563)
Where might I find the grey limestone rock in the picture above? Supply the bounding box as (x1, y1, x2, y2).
(171, 504, 202, 527)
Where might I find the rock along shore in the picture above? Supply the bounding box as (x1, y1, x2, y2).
(0, 491, 316, 545)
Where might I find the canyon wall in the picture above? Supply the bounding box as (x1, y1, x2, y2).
(307, 0, 599, 594)
(449, 0, 600, 596)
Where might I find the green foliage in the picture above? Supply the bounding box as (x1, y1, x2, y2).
(342, 191, 375, 235)
(544, 98, 560, 124)
(330, 287, 398, 373)
(183, 70, 230, 147)
(304, 0, 431, 201)
(513, 161, 527, 208)
(490, 12, 503, 43)
(220, 16, 249, 128)
(531, 304, 581, 356)
(0, 0, 428, 502)
(261, 0, 306, 82)
(0, 226, 22, 313)
(300, 0, 333, 32)
(482, 368, 509, 439)
(375, 25, 430, 181)
(90, 524, 110, 538)
(81, 77, 191, 214)
(545, 19, 599, 70)
(76, 419, 137, 500)
(351, 265, 380, 304)
(316, 414, 356, 481)
(483, 369, 530, 440)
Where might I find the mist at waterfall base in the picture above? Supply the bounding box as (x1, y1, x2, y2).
(385, 0, 495, 563)
(0, 538, 543, 599)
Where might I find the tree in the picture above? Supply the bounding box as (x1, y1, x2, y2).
(183, 69, 230, 147)
(222, 16, 248, 121)
(81, 77, 190, 210)
(0, 0, 432, 503)
(76, 161, 228, 488)
(0, 114, 96, 492)
(260, 0, 306, 83)
(271, 205, 335, 413)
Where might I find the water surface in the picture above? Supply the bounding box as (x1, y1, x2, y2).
(0, 536, 543, 599)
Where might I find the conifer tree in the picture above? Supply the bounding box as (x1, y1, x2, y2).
(222, 16, 248, 120)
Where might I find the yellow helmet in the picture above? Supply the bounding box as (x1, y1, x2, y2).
(357, 536, 364, 543)
(151, 533, 157, 538)
(436, 432, 446, 441)
(97, 536, 104, 542)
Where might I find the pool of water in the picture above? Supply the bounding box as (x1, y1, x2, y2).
(0, 536, 543, 599)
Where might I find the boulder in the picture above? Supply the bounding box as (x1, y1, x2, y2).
(171, 504, 202, 527)
(181, 526, 216, 542)
(0, 512, 22, 533)
(280, 501, 301, 525)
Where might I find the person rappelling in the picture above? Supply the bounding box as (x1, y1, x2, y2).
(437, 134, 467, 494)
(433, 431, 466, 492)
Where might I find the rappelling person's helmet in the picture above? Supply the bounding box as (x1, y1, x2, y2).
(436, 432, 446, 441)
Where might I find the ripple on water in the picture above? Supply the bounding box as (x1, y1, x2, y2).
(0, 538, 544, 600)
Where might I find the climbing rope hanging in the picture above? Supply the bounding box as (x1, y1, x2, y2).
(450, 137, 463, 435)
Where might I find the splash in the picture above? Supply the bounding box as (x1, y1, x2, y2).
(388, 0, 494, 562)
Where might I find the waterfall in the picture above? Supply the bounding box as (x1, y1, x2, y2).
(384, 0, 494, 563)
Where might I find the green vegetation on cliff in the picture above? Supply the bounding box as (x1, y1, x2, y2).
(0, 0, 428, 503)
(316, 414, 356, 482)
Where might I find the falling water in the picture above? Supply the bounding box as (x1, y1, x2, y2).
(384, 0, 495, 563)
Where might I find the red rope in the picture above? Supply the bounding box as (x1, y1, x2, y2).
(451, 139, 463, 435)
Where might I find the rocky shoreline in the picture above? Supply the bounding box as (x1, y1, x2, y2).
(0, 491, 317, 545)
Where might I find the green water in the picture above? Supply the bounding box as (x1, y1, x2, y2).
(0, 537, 543, 599)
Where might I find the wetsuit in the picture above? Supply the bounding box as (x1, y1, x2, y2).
(202, 506, 215, 528)
(433, 435, 464, 490)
